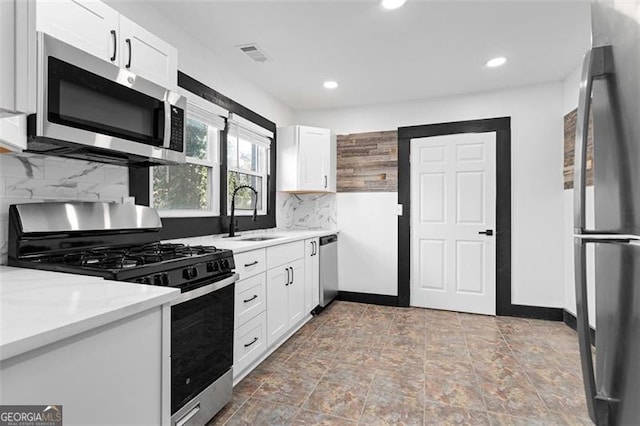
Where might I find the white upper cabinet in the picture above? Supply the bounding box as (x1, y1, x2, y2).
(0, 0, 36, 119)
(36, 0, 177, 89)
(36, 0, 119, 64)
(277, 125, 336, 193)
(118, 15, 177, 90)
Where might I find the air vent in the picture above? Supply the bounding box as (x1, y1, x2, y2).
(237, 43, 272, 63)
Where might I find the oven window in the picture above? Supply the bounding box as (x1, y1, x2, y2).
(171, 282, 234, 414)
(47, 57, 164, 146)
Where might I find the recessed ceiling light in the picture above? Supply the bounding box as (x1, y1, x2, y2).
(323, 81, 338, 89)
(381, 0, 407, 10)
(486, 57, 507, 68)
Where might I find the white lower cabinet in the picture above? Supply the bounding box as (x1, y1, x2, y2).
(266, 241, 305, 347)
(233, 248, 268, 381)
(233, 237, 325, 382)
(234, 311, 267, 374)
(234, 273, 266, 326)
(0, 305, 170, 425)
(304, 238, 320, 313)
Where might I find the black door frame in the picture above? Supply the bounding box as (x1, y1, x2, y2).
(397, 117, 513, 315)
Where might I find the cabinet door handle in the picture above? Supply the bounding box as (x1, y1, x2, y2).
(313, 241, 317, 256)
(290, 266, 294, 284)
(244, 260, 259, 267)
(324, 175, 328, 188)
(285, 267, 290, 286)
(125, 38, 132, 68)
(243, 294, 258, 303)
(110, 30, 117, 62)
(244, 337, 258, 348)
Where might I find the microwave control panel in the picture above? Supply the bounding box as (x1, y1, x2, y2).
(169, 106, 185, 153)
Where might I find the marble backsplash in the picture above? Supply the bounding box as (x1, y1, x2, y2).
(0, 152, 129, 264)
(276, 192, 337, 231)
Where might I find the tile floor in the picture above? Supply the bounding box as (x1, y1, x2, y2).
(208, 301, 593, 425)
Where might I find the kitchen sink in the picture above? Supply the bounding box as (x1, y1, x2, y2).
(239, 236, 281, 241)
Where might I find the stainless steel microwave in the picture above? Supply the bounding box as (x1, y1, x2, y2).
(27, 32, 185, 166)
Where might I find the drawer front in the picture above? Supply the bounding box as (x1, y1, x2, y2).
(235, 273, 266, 328)
(234, 249, 266, 281)
(234, 311, 267, 375)
(267, 241, 305, 269)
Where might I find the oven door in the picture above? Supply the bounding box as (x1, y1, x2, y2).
(170, 273, 236, 416)
(32, 32, 185, 164)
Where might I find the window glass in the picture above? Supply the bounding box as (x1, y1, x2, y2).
(185, 118, 209, 160)
(153, 164, 210, 210)
(228, 171, 263, 211)
(152, 109, 221, 216)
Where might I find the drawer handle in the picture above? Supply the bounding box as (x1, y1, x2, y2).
(244, 337, 259, 348)
(244, 260, 259, 267)
(243, 294, 258, 303)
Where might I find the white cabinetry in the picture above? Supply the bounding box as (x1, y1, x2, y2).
(37, 0, 118, 63)
(0, 0, 35, 150)
(304, 238, 320, 313)
(118, 15, 177, 90)
(233, 248, 268, 380)
(266, 241, 306, 346)
(0, 306, 170, 425)
(277, 125, 336, 193)
(36, 0, 177, 89)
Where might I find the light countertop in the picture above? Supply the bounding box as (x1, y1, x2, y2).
(164, 229, 338, 254)
(0, 266, 179, 361)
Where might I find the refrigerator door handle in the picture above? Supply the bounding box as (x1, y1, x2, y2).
(574, 46, 613, 234)
(574, 237, 600, 424)
(575, 237, 620, 426)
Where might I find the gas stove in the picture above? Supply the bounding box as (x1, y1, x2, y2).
(7, 202, 235, 292)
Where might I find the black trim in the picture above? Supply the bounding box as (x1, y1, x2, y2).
(336, 291, 399, 307)
(129, 72, 277, 240)
(508, 304, 564, 321)
(397, 117, 513, 314)
(563, 310, 596, 346)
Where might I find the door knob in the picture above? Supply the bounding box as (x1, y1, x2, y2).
(478, 230, 494, 236)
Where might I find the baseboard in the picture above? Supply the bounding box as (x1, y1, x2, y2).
(563, 310, 596, 346)
(336, 291, 399, 307)
(504, 304, 564, 321)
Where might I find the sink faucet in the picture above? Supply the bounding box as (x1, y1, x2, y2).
(228, 185, 258, 238)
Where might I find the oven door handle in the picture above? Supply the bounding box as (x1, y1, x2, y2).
(171, 273, 238, 306)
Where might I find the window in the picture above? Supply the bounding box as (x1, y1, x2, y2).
(226, 113, 273, 215)
(151, 94, 227, 217)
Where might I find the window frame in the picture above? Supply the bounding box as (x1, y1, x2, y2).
(221, 120, 273, 216)
(129, 71, 277, 241)
(149, 91, 227, 218)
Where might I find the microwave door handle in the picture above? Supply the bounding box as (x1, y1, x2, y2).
(163, 100, 172, 148)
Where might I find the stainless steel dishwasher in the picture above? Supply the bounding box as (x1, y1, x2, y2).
(319, 234, 338, 308)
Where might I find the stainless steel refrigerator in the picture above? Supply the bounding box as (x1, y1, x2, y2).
(574, 1, 640, 425)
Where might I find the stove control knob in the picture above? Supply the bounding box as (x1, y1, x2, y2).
(221, 259, 229, 269)
(154, 273, 170, 286)
(137, 276, 152, 285)
(206, 261, 219, 272)
(183, 267, 198, 280)
(161, 273, 170, 286)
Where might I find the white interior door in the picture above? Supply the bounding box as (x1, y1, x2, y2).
(410, 132, 496, 315)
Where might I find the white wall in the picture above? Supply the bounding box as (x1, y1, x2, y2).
(104, 1, 294, 127)
(296, 81, 566, 308)
(563, 62, 597, 327)
(336, 193, 398, 296)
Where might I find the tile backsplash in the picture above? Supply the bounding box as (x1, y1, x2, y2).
(0, 152, 129, 264)
(276, 192, 337, 231)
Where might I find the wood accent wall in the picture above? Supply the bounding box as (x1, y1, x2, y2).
(564, 108, 594, 189)
(337, 130, 398, 192)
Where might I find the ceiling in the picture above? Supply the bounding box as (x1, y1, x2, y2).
(147, 0, 591, 111)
